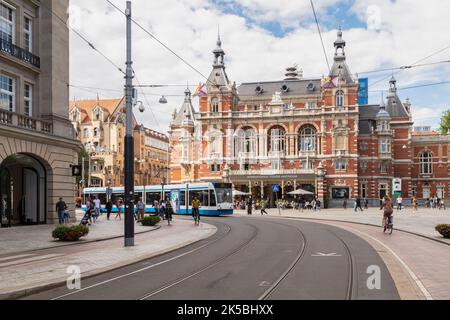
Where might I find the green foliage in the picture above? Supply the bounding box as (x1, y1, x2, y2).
(439, 110, 450, 135)
(141, 216, 161, 227)
(435, 224, 450, 239)
(52, 225, 89, 241)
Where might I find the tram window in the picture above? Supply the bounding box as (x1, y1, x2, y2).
(180, 192, 186, 206)
(188, 190, 208, 207)
(95, 193, 107, 204)
(134, 192, 143, 203)
(111, 193, 124, 204)
(209, 190, 217, 207)
(146, 192, 161, 206)
(201, 190, 209, 206)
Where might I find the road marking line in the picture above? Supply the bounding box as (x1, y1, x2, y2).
(0, 254, 64, 268)
(0, 254, 35, 262)
(328, 224, 434, 300)
(311, 252, 342, 257)
(51, 241, 213, 300)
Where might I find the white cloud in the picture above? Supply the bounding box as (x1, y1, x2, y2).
(69, 0, 450, 133)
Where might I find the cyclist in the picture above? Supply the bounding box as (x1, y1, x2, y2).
(192, 196, 201, 225)
(380, 196, 394, 233)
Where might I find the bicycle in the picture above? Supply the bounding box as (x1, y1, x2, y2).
(384, 215, 394, 234)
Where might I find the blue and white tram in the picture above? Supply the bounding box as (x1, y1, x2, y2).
(82, 182, 233, 217)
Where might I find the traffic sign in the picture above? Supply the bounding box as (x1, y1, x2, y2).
(272, 185, 280, 193)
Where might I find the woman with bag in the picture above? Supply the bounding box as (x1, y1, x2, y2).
(380, 196, 394, 233)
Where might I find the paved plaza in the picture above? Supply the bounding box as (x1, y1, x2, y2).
(235, 207, 450, 244)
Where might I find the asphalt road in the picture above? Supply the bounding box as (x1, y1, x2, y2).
(24, 216, 399, 300)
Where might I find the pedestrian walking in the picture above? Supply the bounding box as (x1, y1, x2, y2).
(364, 198, 369, 210)
(165, 198, 173, 223)
(159, 200, 166, 220)
(316, 198, 321, 211)
(115, 198, 123, 220)
(136, 198, 146, 221)
(105, 199, 113, 220)
(56, 197, 67, 225)
(261, 199, 268, 215)
(396, 196, 403, 212)
(355, 196, 363, 212)
(93, 196, 101, 221)
(247, 197, 253, 215)
(343, 199, 347, 210)
(412, 196, 418, 212)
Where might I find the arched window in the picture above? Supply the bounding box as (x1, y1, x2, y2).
(336, 90, 344, 108)
(93, 128, 99, 137)
(211, 98, 219, 113)
(268, 126, 286, 152)
(83, 128, 89, 138)
(237, 127, 256, 154)
(420, 151, 433, 175)
(299, 126, 316, 152)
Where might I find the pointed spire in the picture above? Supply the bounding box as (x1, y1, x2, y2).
(213, 27, 225, 67)
(377, 91, 390, 119)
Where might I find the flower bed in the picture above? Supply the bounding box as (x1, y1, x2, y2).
(435, 224, 450, 239)
(141, 216, 161, 227)
(52, 225, 89, 242)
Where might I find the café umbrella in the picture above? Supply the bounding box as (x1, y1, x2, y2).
(288, 189, 314, 195)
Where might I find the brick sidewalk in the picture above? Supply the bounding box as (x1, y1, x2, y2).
(0, 218, 217, 299)
(0, 211, 161, 256)
(236, 207, 450, 244)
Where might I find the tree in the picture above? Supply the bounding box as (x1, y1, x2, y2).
(440, 110, 450, 135)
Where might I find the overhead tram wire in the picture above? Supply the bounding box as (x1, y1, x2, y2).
(310, 0, 331, 74)
(370, 43, 450, 89)
(133, 72, 163, 133)
(39, 1, 125, 76)
(104, 0, 218, 89)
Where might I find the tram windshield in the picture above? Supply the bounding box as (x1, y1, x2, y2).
(216, 188, 232, 204)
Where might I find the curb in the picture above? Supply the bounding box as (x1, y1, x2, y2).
(0, 223, 218, 300)
(0, 225, 162, 258)
(260, 215, 450, 246)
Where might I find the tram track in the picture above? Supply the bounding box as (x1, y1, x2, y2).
(137, 222, 259, 300)
(51, 219, 233, 300)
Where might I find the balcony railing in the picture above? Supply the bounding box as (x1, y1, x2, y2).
(0, 109, 52, 134)
(0, 39, 40, 68)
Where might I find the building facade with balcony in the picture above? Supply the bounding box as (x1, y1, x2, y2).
(69, 97, 169, 189)
(169, 30, 450, 207)
(0, 0, 81, 227)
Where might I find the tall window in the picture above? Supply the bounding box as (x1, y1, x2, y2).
(335, 160, 347, 172)
(336, 90, 344, 109)
(268, 126, 285, 152)
(83, 128, 89, 138)
(24, 16, 32, 52)
(380, 161, 388, 173)
(0, 3, 15, 43)
(237, 127, 256, 154)
(380, 139, 391, 154)
(300, 126, 316, 152)
(420, 151, 433, 175)
(0, 75, 15, 112)
(24, 83, 32, 116)
(211, 98, 219, 113)
(93, 128, 99, 137)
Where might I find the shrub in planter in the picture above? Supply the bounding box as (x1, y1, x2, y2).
(435, 224, 450, 239)
(141, 216, 161, 227)
(52, 225, 89, 242)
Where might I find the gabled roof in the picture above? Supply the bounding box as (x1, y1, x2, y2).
(69, 97, 124, 117)
(172, 89, 197, 127)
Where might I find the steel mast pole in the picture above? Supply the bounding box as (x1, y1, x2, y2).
(124, 1, 134, 247)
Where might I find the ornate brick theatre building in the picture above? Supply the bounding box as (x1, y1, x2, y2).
(169, 30, 450, 208)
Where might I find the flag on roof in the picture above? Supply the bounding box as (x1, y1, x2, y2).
(193, 83, 207, 97)
(322, 76, 339, 89)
